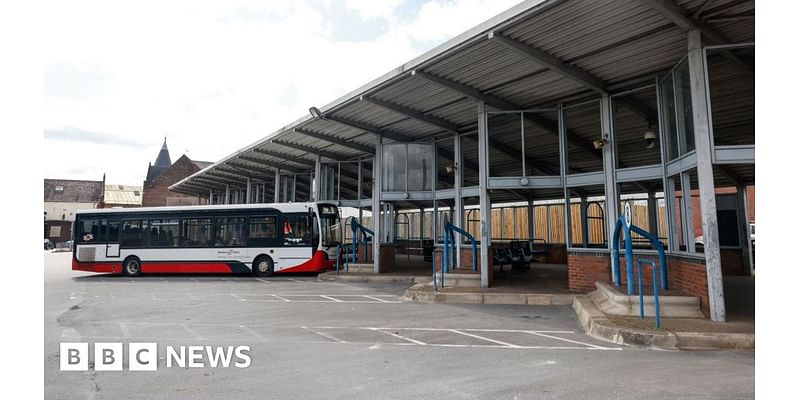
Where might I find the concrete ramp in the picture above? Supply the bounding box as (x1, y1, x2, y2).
(589, 281, 704, 319)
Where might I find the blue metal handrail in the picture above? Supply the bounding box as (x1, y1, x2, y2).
(438, 222, 478, 288)
(611, 217, 668, 295)
(347, 218, 373, 272)
(637, 259, 662, 329)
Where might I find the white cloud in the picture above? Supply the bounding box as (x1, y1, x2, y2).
(344, 0, 404, 20)
(43, 0, 525, 185)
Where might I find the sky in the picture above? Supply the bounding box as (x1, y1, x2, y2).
(44, 0, 523, 186)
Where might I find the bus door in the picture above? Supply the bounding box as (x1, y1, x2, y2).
(106, 220, 120, 258)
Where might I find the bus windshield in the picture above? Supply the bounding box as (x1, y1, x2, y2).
(319, 205, 342, 247)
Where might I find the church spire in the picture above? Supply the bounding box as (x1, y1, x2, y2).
(154, 136, 172, 167)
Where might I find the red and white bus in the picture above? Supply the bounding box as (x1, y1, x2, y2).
(72, 202, 342, 276)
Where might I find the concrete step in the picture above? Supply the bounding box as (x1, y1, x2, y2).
(441, 272, 481, 288)
(344, 263, 374, 273)
(591, 281, 705, 319)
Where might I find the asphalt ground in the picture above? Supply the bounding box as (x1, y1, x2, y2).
(44, 251, 754, 400)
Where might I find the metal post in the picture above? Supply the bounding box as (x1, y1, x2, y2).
(274, 169, 280, 203)
(647, 191, 658, 249)
(580, 197, 589, 247)
(688, 30, 725, 321)
(601, 95, 619, 280)
(291, 174, 296, 202)
(527, 200, 534, 241)
(477, 100, 491, 288)
(558, 103, 570, 247)
(372, 134, 383, 274)
(680, 172, 696, 253)
(454, 133, 463, 269)
(313, 156, 322, 202)
(736, 186, 754, 276)
(209, 189, 213, 205)
(225, 184, 230, 205)
(245, 178, 251, 204)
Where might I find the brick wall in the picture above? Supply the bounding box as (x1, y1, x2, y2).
(567, 252, 611, 292)
(545, 244, 568, 264)
(378, 244, 395, 273)
(434, 247, 486, 273)
(666, 256, 709, 317)
(142, 155, 205, 207)
(567, 251, 711, 317)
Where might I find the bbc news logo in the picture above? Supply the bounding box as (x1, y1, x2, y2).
(60, 343, 251, 371)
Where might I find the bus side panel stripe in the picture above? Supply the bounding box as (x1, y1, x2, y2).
(278, 251, 333, 273)
(141, 262, 236, 274)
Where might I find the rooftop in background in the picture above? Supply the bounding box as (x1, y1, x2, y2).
(44, 179, 104, 203)
(104, 184, 143, 206)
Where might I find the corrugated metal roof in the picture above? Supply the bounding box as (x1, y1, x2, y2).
(171, 0, 754, 201)
(104, 185, 143, 206)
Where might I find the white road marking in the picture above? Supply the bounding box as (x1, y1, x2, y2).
(319, 295, 343, 302)
(370, 328, 427, 345)
(524, 331, 612, 350)
(256, 278, 270, 284)
(302, 326, 347, 343)
(230, 294, 247, 302)
(272, 294, 291, 302)
(361, 295, 394, 303)
(447, 329, 521, 348)
(239, 325, 268, 341)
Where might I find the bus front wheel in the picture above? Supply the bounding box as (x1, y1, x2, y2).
(253, 256, 274, 277)
(122, 256, 142, 277)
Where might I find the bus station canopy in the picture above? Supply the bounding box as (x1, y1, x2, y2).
(170, 0, 754, 205)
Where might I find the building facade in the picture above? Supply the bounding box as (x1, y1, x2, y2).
(44, 178, 104, 243)
(141, 140, 212, 207)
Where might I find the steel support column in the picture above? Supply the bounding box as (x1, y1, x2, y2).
(454, 133, 463, 268)
(477, 101, 491, 288)
(313, 155, 322, 202)
(225, 184, 230, 205)
(601, 95, 619, 281)
(527, 200, 535, 241)
(647, 191, 659, 249)
(688, 30, 725, 321)
(274, 169, 280, 203)
(680, 172, 696, 253)
(373, 134, 383, 274)
(580, 197, 589, 247)
(737, 185, 754, 276)
(245, 178, 251, 204)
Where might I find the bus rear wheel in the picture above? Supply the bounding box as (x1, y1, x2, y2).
(122, 256, 141, 277)
(253, 256, 274, 277)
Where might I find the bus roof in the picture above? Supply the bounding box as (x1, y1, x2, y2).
(75, 201, 335, 215)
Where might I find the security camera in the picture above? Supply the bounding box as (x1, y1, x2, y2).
(643, 130, 657, 149)
(593, 139, 606, 149)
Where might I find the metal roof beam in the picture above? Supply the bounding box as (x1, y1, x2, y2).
(717, 165, 746, 187)
(323, 114, 416, 143)
(293, 127, 375, 154)
(616, 96, 658, 123)
(360, 96, 461, 133)
(251, 148, 316, 167)
(489, 32, 608, 95)
(639, 0, 754, 78)
(412, 70, 602, 159)
(204, 170, 250, 184)
(271, 140, 349, 161)
(235, 155, 305, 173)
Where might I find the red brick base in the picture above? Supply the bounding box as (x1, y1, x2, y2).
(567, 251, 711, 318)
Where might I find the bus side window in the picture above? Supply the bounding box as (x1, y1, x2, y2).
(283, 214, 311, 246)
